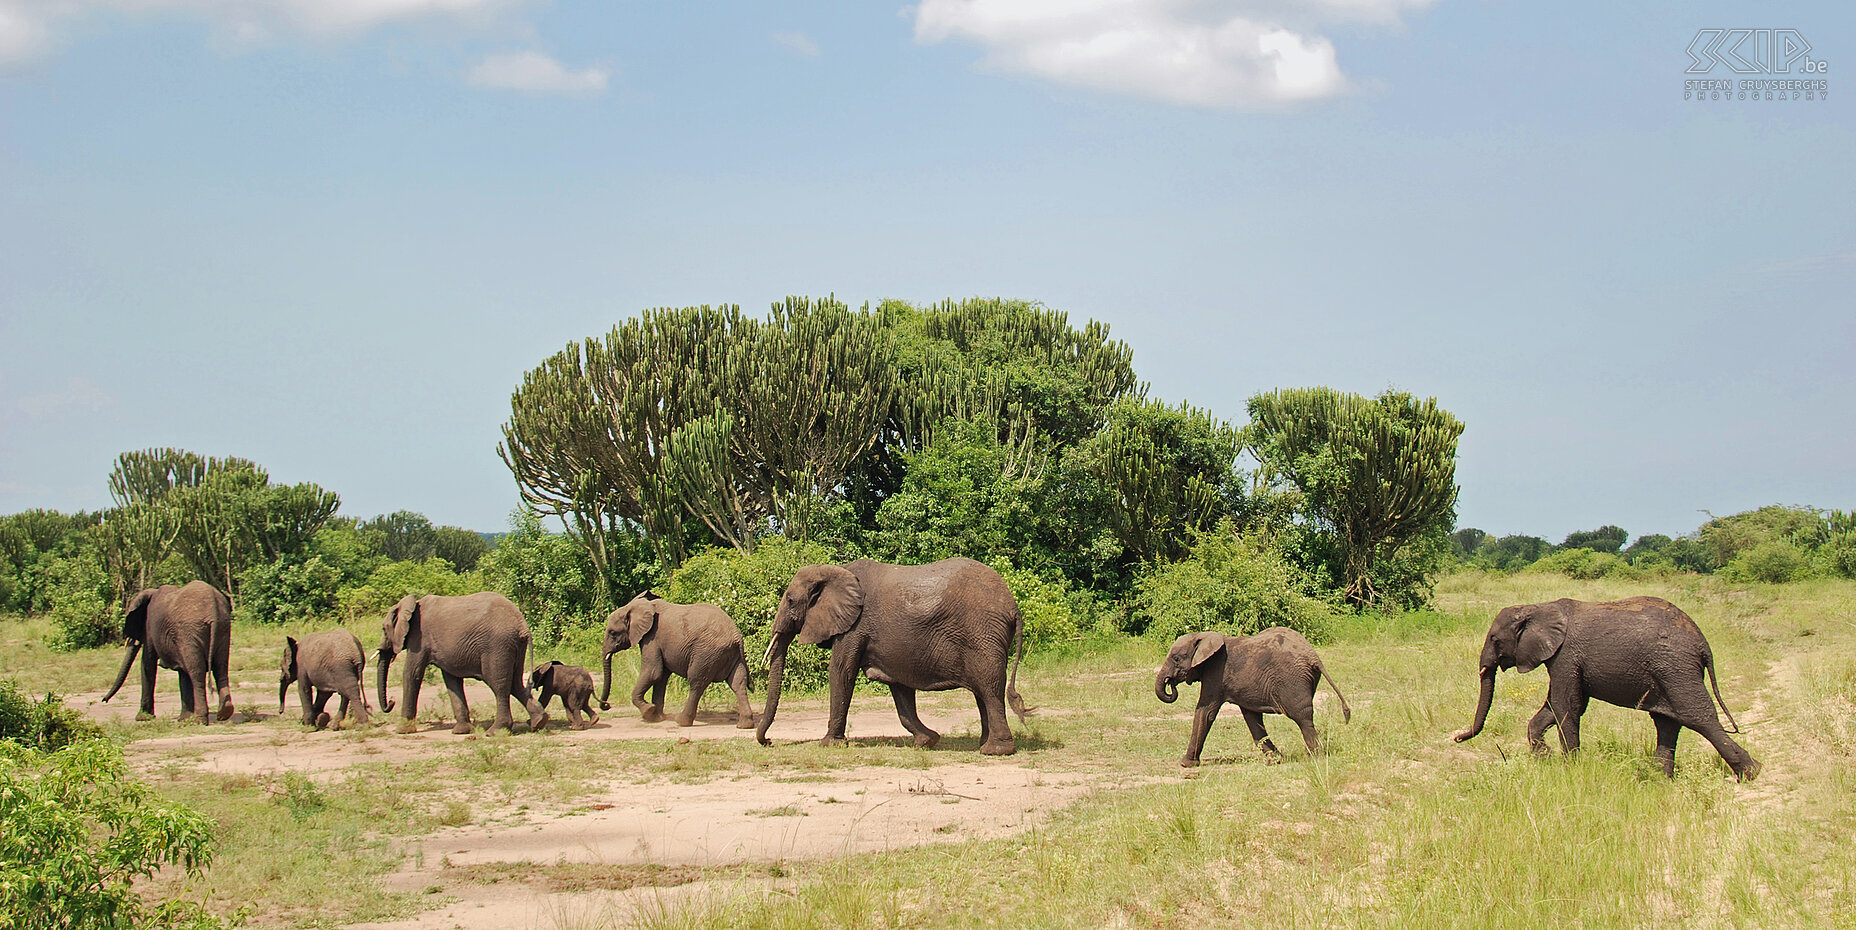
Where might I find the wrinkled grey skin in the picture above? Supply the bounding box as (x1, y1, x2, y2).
(600, 592, 754, 728)
(376, 592, 546, 735)
(531, 660, 599, 729)
(280, 630, 370, 729)
(102, 581, 234, 724)
(759, 558, 1029, 755)
(1453, 597, 1760, 781)
(1155, 628, 1351, 767)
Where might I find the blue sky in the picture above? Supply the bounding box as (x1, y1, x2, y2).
(1, 1, 1850, 542)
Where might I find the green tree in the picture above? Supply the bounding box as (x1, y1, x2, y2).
(1697, 505, 1827, 571)
(1560, 525, 1628, 554)
(481, 510, 623, 647)
(361, 511, 438, 562)
(1246, 388, 1464, 609)
(433, 527, 490, 572)
(1450, 527, 1488, 560)
(1128, 526, 1333, 641)
(1471, 534, 1551, 571)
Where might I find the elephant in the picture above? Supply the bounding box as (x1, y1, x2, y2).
(1453, 596, 1761, 781)
(375, 591, 546, 735)
(101, 581, 234, 724)
(758, 557, 1029, 756)
(1155, 628, 1352, 767)
(599, 592, 755, 728)
(530, 661, 599, 729)
(280, 630, 370, 729)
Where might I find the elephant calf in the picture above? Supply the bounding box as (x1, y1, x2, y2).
(280, 630, 370, 729)
(1156, 628, 1352, 767)
(601, 592, 756, 729)
(1454, 597, 1760, 781)
(531, 661, 599, 729)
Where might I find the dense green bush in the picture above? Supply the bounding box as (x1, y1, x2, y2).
(1469, 534, 1551, 571)
(1720, 540, 1812, 584)
(42, 552, 116, 651)
(1527, 548, 1637, 581)
(336, 558, 486, 622)
(0, 681, 103, 751)
(482, 511, 610, 647)
(989, 562, 1107, 648)
(0, 738, 235, 930)
(663, 537, 837, 692)
(1560, 525, 1628, 554)
(1697, 505, 1825, 571)
(1128, 528, 1333, 643)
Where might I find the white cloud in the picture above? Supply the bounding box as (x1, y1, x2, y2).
(772, 29, 819, 57)
(467, 49, 607, 96)
(0, 0, 527, 66)
(16, 376, 113, 420)
(913, 0, 1433, 109)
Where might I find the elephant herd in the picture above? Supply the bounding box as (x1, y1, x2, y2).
(101, 564, 1762, 781)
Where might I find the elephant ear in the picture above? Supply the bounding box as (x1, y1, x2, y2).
(393, 596, 423, 654)
(797, 565, 863, 646)
(1514, 603, 1568, 673)
(1189, 633, 1228, 669)
(123, 589, 155, 642)
(628, 600, 660, 645)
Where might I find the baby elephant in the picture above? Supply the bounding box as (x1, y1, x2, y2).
(530, 661, 599, 729)
(1156, 628, 1352, 767)
(601, 592, 756, 728)
(280, 630, 370, 729)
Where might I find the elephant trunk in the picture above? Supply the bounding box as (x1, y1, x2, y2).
(1156, 675, 1179, 704)
(278, 677, 291, 716)
(599, 651, 614, 711)
(756, 631, 794, 746)
(376, 648, 396, 714)
(1454, 667, 1497, 742)
(102, 640, 141, 703)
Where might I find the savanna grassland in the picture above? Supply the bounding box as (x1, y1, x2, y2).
(5, 571, 1853, 929)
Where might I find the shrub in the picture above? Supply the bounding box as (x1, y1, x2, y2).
(1720, 541, 1812, 584)
(663, 537, 836, 692)
(1528, 548, 1636, 580)
(1472, 535, 1551, 571)
(42, 552, 116, 652)
(481, 511, 607, 647)
(236, 555, 345, 624)
(988, 562, 1104, 648)
(0, 681, 103, 751)
(337, 558, 486, 622)
(1697, 505, 1825, 571)
(1128, 529, 1333, 643)
(1560, 525, 1628, 554)
(0, 738, 235, 929)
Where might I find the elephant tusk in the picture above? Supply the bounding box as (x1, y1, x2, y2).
(762, 639, 775, 667)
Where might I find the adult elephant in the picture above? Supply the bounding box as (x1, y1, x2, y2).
(1453, 596, 1761, 781)
(101, 581, 234, 724)
(375, 592, 546, 735)
(757, 558, 1029, 755)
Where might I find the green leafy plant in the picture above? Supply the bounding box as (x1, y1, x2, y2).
(1128, 526, 1333, 642)
(663, 537, 836, 691)
(0, 681, 103, 751)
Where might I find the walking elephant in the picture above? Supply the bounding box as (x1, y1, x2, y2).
(280, 630, 370, 729)
(375, 592, 546, 735)
(101, 581, 234, 724)
(599, 592, 754, 728)
(1155, 628, 1351, 767)
(531, 661, 599, 729)
(758, 558, 1029, 755)
(1453, 596, 1761, 781)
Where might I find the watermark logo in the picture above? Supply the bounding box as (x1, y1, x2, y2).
(1684, 29, 1828, 101)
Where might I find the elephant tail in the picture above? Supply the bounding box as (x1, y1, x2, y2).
(1705, 649, 1742, 734)
(1319, 663, 1352, 724)
(1006, 607, 1031, 723)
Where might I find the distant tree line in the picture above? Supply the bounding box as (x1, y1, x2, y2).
(1453, 505, 1856, 583)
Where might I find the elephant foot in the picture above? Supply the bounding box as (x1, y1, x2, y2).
(533, 712, 551, 730)
(640, 708, 665, 723)
(315, 712, 333, 730)
(1737, 758, 1762, 783)
(913, 732, 941, 749)
(451, 722, 475, 735)
(979, 738, 1015, 756)
(136, 712, 156, 722)
(218, 704, 235, 722)
(1179, 757, 1201, 768)
(1528, 738, 1551, 756)
(675, 716, 696, 727)
(396, 721, 421, 734)
(819, 736, 847, 748)
(570, 720, 590, 731)
(736, 717, 756, 730)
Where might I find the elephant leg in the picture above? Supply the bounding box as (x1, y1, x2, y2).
(563, 695, 585, 729)
(311, 688, 335, 729)
(486, 677, 518, 735)
(677, 676, 711, 727)
(728, 663, 753, 729)
(138, 648, 157, 720)
(632, 650, 665, 722)
(1241, 707, 1280, 760)
(973, 684, 1016, 756)
(580, 695, 599, 727)
(1290, 709, 1321, 756)
(1652, 712, 1681, 778)
(176, 669, 198, 718)
(347, 683, 369, 727)
(1182, 696, 1224, 768)
(1550, 683, 1588, 756)
(298, 678, 318, 726)
(509, 674, 546, 732)
(333, 692, 353, 729)
(891, 685, 940, 749)
(441, 670, 473, 734)
(822, 639, 865, 746)
(1525, 702, 1557, 754)
(1659, 671, 1762, 781)
(212, 640, 234, 721)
